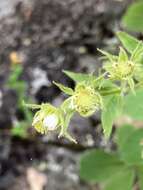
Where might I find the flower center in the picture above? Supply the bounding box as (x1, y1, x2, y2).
(113, 61, 134, 79)
(73, 84, 102, 117)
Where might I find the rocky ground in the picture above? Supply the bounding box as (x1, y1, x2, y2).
(0, 0, 133, 189)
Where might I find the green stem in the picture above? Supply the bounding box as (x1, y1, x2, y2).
(100, 89, 121, 96)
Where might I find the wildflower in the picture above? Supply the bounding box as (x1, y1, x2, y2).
(24, 101, 77, 143)
(53, 81, 103, 117)
(32, 104, 60, 134)
(72, 83, 103, 117)
(100, 46, 143, 92)
(105, 60, 136, 81)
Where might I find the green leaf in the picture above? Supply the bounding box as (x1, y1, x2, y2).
(124, 89, 143, 120)
(98, 79, 120, 94)
(63, 70, 94, 83)
(116, 125, 135, 152)
(101, 95, 122, 138)
(119, 128, 143, 165)
(137, 168, 143, 190)
(104, 168, 134, 190)
(122, 2, 143, 32)
(117, 31, 140, 53)
(80, 150, 125, 183)
(53, 81, 74, 95)
(61, 97, 73, 112)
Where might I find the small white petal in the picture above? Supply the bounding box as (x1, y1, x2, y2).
(43, 114, 58, 131)
(32, 116, 40, 126)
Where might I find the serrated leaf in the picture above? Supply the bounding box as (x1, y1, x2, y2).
(122, 2, 143, 32)
(63, 70, 94, 83)
(117, 31, 140, 53)
(53, 81, 74, 95)
(101, 95, 122, 138)
(119, 128, 143, 165)
(80, 150, 125, 183)
(104, 168, 134, 190)
(124, 89, 143, 120)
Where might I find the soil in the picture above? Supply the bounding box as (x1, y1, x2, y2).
(0, 0, 133, 189)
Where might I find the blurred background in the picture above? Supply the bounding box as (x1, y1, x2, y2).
(0, 0, 135, 190)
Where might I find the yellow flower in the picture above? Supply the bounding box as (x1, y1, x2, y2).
(105, 61, 136, 81)
(72, 83, 102, 117)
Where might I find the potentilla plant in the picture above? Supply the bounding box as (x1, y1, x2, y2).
(24, 31, 143, 143)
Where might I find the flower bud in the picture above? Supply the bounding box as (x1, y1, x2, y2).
(106, 61, 135, 80)
(113, 61, 135, 79)
(72, 83, 102, 117)
(43, 114, 59, 131)
(32, 104, 60, 134)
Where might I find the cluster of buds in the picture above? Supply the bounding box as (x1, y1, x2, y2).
(24, 36, 143, 143)
(25, 81, 103, 143)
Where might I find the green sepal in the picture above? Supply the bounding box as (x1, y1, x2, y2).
(53, 81, 74, 95)
(118, 47, 128, 63)
(97, 48, 118, 63)
(61, 97, 74, 112)
(130, 41, 143, 62)
(63, 70, 95, 83)
(127, 78, 135, 94)
(58, 109, 76, 143)
(23, 101, 41, 109)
